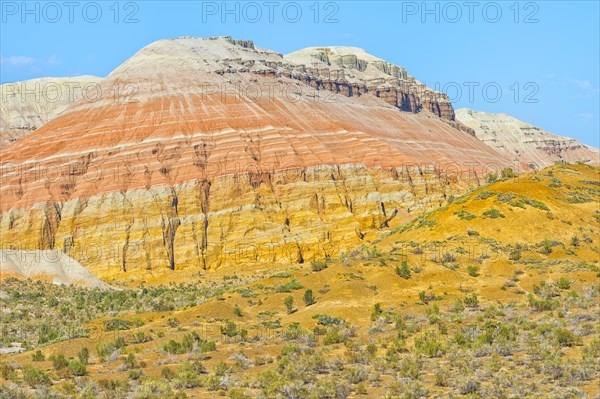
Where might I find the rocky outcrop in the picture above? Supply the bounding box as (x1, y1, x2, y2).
(0, 250, 111, 288)
(456, 108, 599, 169)
(285, 46, 456, 121)
(0, 76, 102, 149)
(0, 37, 510, 284)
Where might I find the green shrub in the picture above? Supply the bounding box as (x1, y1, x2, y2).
(312, 314, 345, 326)
(67, 360, 87, 376)
(483, 208, 505, 219)
(303, 289, 315, 306)
(31, 350, 44, 362)
(555, 328, 580, 347)
(233, 304, 242, 317)
(104, 318, 141, 331)
(284, 295, 294, 314)
(77, 347, 89, 365)
(557, 277, 572, 290)
(311, 261, 328, 272)
(275, 280, 303, 293)
(22, 365, 51, 387)
(49, 353, 68, 370)
(485, 173, 498, 183)
(395, 261, 411, 279)
(464, 293, 479, 308)
(571, 235, 580, 247)
(415, 331, 446, 357)
(501, 168, 517, 179)
(467, 265, 480, 277)
(454, 210, 476, 220)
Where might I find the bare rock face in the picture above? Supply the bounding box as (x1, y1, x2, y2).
(285, 46, 456, 121)
(0, 37, 510, 284)
(0, 250, 111, 288)
(456, 108, 599, 169)
(0, 76, 102, 149)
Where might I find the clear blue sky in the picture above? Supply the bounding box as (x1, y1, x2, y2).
(1, 1, 598, 147)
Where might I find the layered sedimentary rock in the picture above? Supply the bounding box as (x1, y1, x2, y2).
(0, 37, 510, 283)
(0, 76, 102, 149)
(285, 46, 456, 120)
(456, 108, 599, 169)
(0, 250, 111, 288)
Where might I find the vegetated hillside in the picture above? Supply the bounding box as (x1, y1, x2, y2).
(1, 163, 598, 398)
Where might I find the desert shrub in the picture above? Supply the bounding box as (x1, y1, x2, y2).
(395, 261, 411, 279)
(233, 304, 242, 317)
(303, 289, 315, 306)
(313, 314, 345, 326)
(483, 208, 505, 219)
(77, 347, 89, 365)
(571, 235, 580, 247)
(414, 331, 446, 357)
(104, 318, 142, 331)
(476, 190, 495, 200)
(485, 173, 497, 183)
(454, 210, 476, 220)
(538, 239, 561, 254)
(554, 328, 581, 347)
(501, 168, 516, 179)
(311, 261, 328, 272)
(463, 293, 479, 308)
(442, 252, 456, 263)
(284, 295, 294, 314)
(275, 280, 303, 293)
(163, 333, 198, 354)
(558, 277, 572, 290)
(323, 326, 347, 345)
(49, 353, 68, 370)
(22, 365, 50, 387)
(67, 359, 87, 376)
(528, 294, 559, 312)
(220, 321, 247, 339)
(128, 369, 143, 380)
(132, 331, 152, 344)
(467, 265, 480, 277)
(31, 350, 44, 362)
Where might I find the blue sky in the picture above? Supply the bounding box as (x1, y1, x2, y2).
(1, 1, 598, 147)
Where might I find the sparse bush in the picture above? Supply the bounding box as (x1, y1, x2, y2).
(303, 289, 315, 306)
(395, 261, 411, 279)
(31, 350, 44, 362)
(275, 280, 303, 293)
(501, 168, 516, 179)
(67, 359, 87, 376)
(467, 265, 480, 277)
(483, 208, 505, 219)
(311, 260, 328, 272)
(49, 353, 68, 371)
(22, 365, 51, 387)
(233, 304, 242, 317)
(284, 295, 294, 314)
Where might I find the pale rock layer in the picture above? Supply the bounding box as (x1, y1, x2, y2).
(0, 76, 102, 149)
(0, 250, 111, 288)
(455, 108, 599, 168)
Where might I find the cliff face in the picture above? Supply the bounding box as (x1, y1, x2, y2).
(0, 76, 102, 149)
(0, 37, 509, 284)
(285, 46, 456, 121)
(456, 108, 599, 169)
